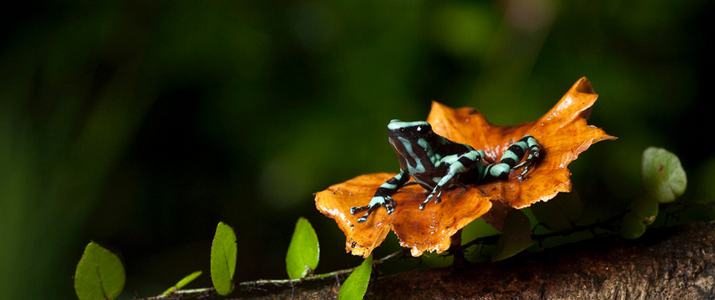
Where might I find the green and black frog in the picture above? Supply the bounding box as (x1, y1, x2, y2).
(350, 120, 543, 222)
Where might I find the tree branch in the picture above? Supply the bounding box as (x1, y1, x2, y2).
(147, 222, 715, 299)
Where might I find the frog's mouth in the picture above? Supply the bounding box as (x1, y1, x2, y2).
(387, 136, 407, 157)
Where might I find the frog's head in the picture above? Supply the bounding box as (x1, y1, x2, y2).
(386, 120, 434, 150)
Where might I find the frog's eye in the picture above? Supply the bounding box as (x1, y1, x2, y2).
(416, 126, 422, 132)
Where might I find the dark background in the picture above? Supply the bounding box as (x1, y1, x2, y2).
(1, 0, 713, 298)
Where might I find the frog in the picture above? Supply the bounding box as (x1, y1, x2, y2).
(350, 119, 543, 223)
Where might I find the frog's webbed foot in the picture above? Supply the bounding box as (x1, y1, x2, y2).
(350, 195, 396, 223)
(419, 189, 443, 210)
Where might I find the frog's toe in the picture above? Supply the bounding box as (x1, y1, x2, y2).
(353, 196, 396, 222)
(517, 167, 530, 181)
(384, 197, 396, 214)
(420, 190, 443, 210)
(434, 190, 443, 204)
(515, 160, 538, 181)
(350, 205, 369, 215)
(356, 213, 370, 223)
(419, 195, 433, 210)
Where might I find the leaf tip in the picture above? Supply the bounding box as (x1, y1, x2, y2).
(573, 76, 595, 94)
(338, 256, 373, 300)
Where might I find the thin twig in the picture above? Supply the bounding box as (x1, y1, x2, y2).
(146, 211, 628, 299)
(147, 250, 403, 299)
(449, 230, 466, 267)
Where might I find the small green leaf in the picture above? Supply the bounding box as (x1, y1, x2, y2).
(632, 197, 659, 225)
(462, 218, 500, 263)
(620, 212, 647, 239)
(74, 242, 126, 300)
(162, 271, 202, 296)
(620, 196, 658, 240)
(492, 210, 534, 261)
(210, 222, 237, 296)
(642, 147, 687, 203)
(338, 256, 373, 300)
(461, 218, 500, 242)
(285, 217, 320, 279)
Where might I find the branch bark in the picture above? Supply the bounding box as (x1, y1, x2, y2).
(155, 222, 715, 299)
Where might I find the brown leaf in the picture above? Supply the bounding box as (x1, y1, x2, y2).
(428, 77, 616, 208)
(315, 173, 492, 257)
(315, 77, 614, 257)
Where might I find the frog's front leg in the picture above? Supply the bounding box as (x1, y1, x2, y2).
(420, 150, 483, 210)
(350, 170, 409, 223)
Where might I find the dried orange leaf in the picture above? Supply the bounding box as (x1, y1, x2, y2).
(315, 77, 614, 257)
(389, 184, 491, 256)
(315, 173, 491, 257)
(315, 174, 393, 257)
(428, 77, 615, 208)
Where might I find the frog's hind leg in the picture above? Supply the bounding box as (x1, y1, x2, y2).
(350, 170, 409, 223)
(483, 135, 543, 181)
(512, 135, 543, 180)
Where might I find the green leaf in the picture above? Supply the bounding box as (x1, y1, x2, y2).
(620, 212, 646, 239)
(461, 218, 500, 263)
(492, 210, 534, 261)
(620, 196, 658, 239)
(632, 197, 659, 225)
(285, 217, 320, 279)
(642, 147, 687, 203)
(461, 218, 500, 242)
(74, 242, 126, 300)
(161, 271, 202, 296)
(339, 256, 372, 300)
(421, 252, 454, 268)
(210, 222, 237, 296)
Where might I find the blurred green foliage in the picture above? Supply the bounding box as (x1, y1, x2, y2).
(1, 0, 713, 298)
